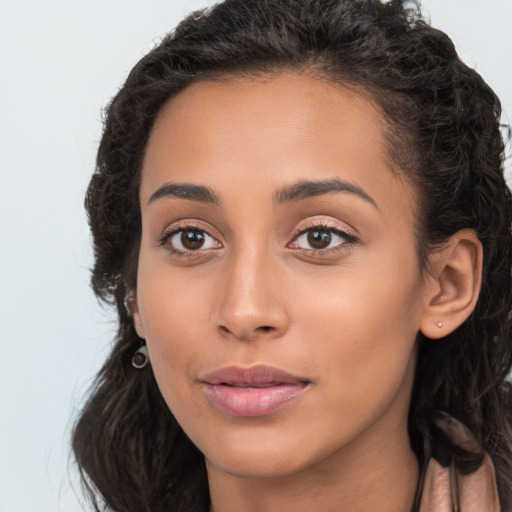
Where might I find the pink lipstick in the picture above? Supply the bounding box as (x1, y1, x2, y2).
(201, 365, 309, 417)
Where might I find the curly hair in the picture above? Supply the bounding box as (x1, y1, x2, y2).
(72, 1, 512, 510)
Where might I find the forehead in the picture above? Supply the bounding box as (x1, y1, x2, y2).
(140, 72, 413, 219)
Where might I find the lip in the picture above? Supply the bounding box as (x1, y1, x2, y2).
(201, 365, 310, 417)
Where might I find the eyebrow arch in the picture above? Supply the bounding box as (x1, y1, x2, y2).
(274, 179, 379, 210)
(148, 182, 221, 206)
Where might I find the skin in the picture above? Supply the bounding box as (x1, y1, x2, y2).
(130, 72, 482, 512)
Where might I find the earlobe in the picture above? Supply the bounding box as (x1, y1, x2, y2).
(125, 292, 146, 339)
(419, 229, 483, 340)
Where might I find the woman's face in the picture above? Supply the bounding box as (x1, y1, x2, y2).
(133, 73, 429, 479)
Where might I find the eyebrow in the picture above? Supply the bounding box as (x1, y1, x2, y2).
(148, 183, 220, 206)
(274, 179, 379, 209)
(147, 178, 378, 210)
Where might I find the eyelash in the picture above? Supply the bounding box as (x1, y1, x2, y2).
(158, 222, 220, 260)
(158, 221, 358, 259)
(289, 222, 358, 257)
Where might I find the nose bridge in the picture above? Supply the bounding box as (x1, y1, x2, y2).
(214, 239, 288, 341)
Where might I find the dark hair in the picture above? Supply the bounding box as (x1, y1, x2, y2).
(72, 0, 512, 510)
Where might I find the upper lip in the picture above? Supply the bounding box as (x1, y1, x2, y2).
(201, 364, 309, 387)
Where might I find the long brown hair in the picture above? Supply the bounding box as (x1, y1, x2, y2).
(72, 1, 512, 510)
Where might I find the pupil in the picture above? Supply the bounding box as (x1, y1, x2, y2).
(307, 229, 331, 249)
(181, 230, 205, 250)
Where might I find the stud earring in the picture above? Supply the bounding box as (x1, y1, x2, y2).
(436, 321, 443, 328)
(132, 344, 149, 369)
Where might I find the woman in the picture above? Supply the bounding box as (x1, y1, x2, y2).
(72, 0, 512, 510)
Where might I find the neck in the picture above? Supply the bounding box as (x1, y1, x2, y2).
(207, 429, 419, 512)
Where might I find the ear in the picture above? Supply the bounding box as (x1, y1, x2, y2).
(419, 229, 483, 340)
(125, 291, 146, 339)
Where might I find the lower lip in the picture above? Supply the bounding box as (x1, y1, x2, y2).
(204, 383, 307, 417)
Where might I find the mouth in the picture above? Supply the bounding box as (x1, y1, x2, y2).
(201, 365, 310, 417)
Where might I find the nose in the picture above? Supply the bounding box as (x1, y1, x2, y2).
(213, 247, 289, 343)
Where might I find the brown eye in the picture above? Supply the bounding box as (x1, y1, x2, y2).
(181, 230, 205, 250)
(289, 226, 353, 253)
(165, 228, 221, 254)
(307, 229, 332, 249)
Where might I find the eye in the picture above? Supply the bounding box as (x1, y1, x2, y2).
(288, 226, 355, 252)
(161, 228, 221, 254)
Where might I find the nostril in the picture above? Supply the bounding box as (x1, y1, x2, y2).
(217, 323, 280, 341)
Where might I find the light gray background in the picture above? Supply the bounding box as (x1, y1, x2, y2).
(0, 1, 511, 511)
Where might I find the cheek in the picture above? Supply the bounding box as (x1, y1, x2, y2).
(136, 256, 216, 401)
(137, 242, 215, 333)
(290, 250, 423, 404)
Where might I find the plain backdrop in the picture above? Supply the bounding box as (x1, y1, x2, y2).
(0, 1, 511, 511)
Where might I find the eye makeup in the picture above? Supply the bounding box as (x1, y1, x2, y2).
(287, 220, 358, 258)
(158, 220, 223, 260)
(157, 216, 358, 262)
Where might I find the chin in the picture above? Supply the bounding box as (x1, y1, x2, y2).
(198, 423, 333, 480)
